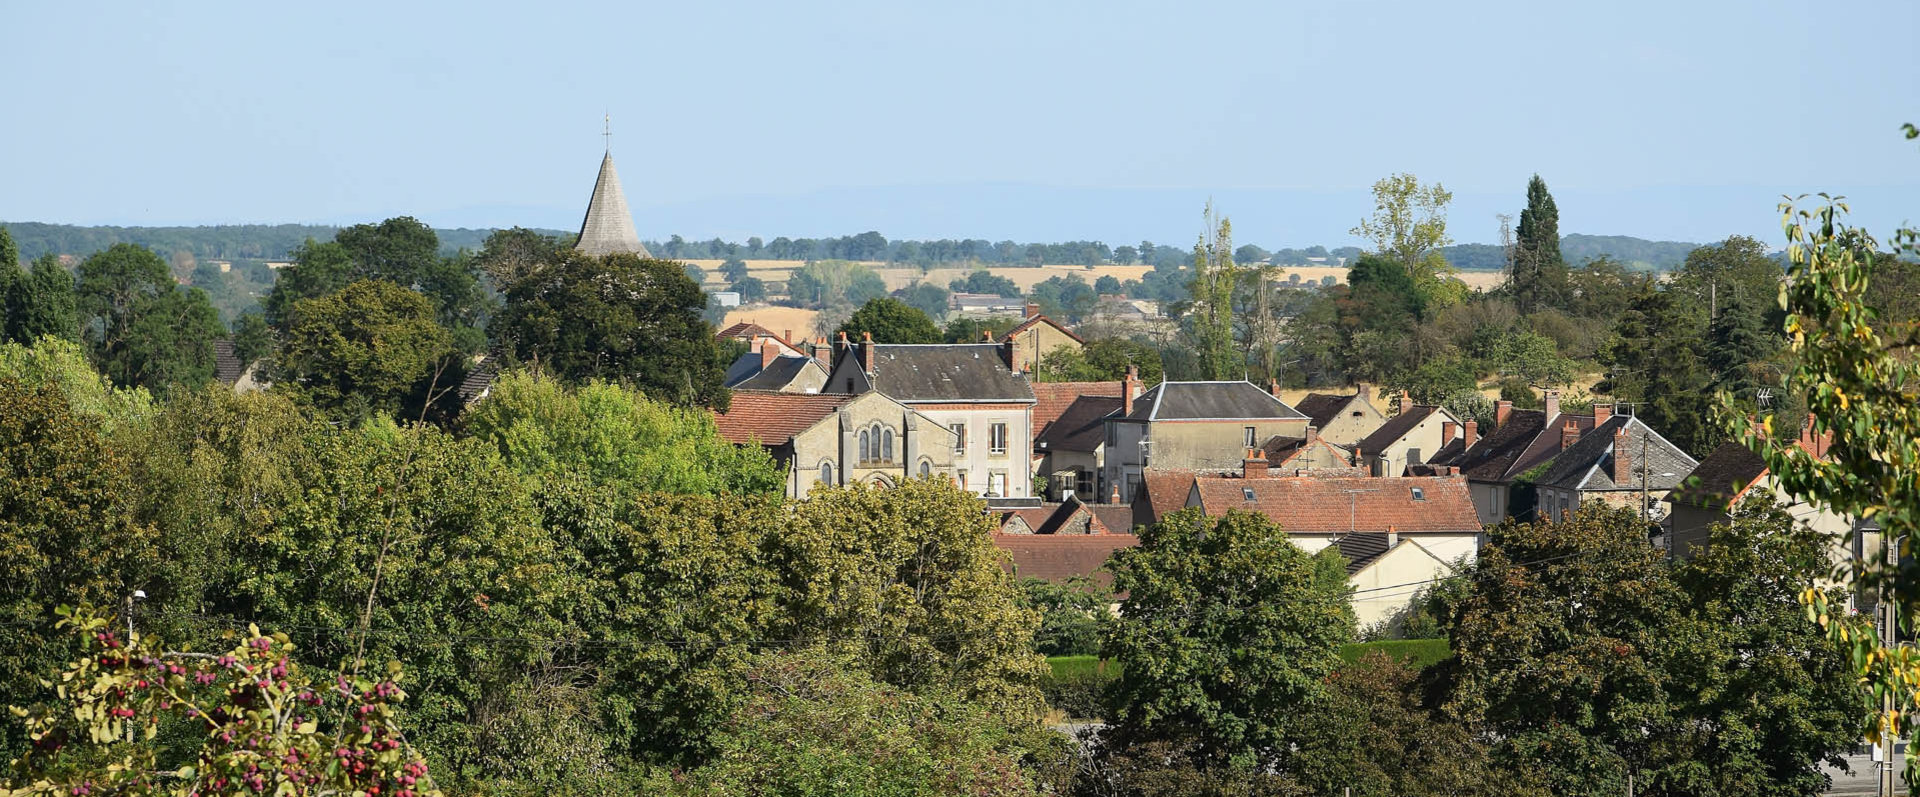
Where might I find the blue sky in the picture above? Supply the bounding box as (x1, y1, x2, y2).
(2, 0, 1914, 248)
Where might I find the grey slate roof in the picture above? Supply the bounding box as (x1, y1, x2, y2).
(575, 151, 652, 258)
(1450, 409, 1550, 482)
(862, 344, 1036, 403)
(1536, 416, 1699, 492)
(1123, 381, 1308, 422)
(1294, 392, 1356, 429)
(1355, 405, 1440, 457)
(724, 353, 824, 391)
(1668, 441, 1770, 510)
(1333, 533, 1392, 575)
(213, 339, 245, 385)
(458, 359, 499, 405)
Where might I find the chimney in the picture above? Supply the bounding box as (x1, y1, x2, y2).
(782, 329, 793, 346)
(1269, 379, 1282, 399)
(1024, 301, 1040, 318)
(1005, 336, 1025, 374)
(1356, 383, 1371, 401)
(1495, 400, 1513, 429)
(1441, 421, 1457, 446)
(1351, 446, 1363, 468)
(1242, 448, 1269, 479)
(859, 331, 874, 373)
(1398, 390, 1414, 415)
(1560, 419, 1580, 451)
(982, 330, 994, 343)
(1110, 483, 1121, 504)
(1544, 389, 1561, 421)
(814, 337, 833, 367)
(1463, 419, 1478, 449)
(1387, 525, 1398, 549)
(1305, 425, 1320, 445)
(761, 340, 780, 369)
(1122, 365, 1140, 416)
(1612, 425, 1632, 485)
(1593, 402, 1612, 425)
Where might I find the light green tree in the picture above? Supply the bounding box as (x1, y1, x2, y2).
(1185, 204, 1240, 380)
(1351, 173, 1465, 307)
(275, 279, 453, 421)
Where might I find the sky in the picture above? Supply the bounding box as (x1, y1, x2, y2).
(2, 0, 1915, 248)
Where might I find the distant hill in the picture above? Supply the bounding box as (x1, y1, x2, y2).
(1440, 234, 1699, 273)
(0, 221, 571, 262)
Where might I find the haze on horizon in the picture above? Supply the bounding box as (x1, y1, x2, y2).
(2, 0, 1915, 249)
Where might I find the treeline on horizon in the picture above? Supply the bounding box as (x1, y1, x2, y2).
(1, 219, 1703, 272)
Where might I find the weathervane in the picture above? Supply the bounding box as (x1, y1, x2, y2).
(603, 113, 611, 151)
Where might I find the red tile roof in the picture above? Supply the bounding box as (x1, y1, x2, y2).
(993, 533, 1138, 587)
(1133, 470, 1198, 526)
(715, 321, 778, 340)
(1191, 475, 1480, 534)
(711, 390, 857, 446)
(1031, 381, 1124, 436)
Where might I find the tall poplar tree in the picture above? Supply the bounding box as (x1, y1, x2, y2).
(1186, 204, 1239, 380)
(1510, 174, 1569, 313)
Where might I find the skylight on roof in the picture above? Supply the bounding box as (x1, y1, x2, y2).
(1243, 488, 1256, 501)
(1411, 487, 1425, 501)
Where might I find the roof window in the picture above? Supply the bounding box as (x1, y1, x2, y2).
(1411, 487, 1425, 501)
(1243, 488, 1256, 501)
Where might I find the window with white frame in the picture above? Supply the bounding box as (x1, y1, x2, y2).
(950, 423, 967, 456)
(989, 423, 1008, 455)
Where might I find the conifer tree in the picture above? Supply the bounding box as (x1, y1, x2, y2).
(1510, 174, 1569, 313)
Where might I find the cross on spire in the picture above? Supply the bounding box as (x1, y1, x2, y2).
(602, 113, 611, 151)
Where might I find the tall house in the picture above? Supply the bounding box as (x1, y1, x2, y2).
(825, 335, 1037, 499)
(1102, 381, 1310, 502)
(575, 149, 652, 258)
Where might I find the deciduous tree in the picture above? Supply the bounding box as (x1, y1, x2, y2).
(275, 280, 453, 421)
(835, 297, 942, 344)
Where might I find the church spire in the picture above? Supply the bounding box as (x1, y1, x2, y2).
(575, 118, 651, 258)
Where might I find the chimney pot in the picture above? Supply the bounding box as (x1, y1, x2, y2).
(1495, 400, 1513, 429)
(1561, 419, 1580, 451)
(1387, 525, 1398, 548)
(1243, 447, 1270, 479)
(1463, 419, 1478, 449)
(982, 330, 994, 342)
(861, 330, 873, 343)
(1111, 483, 1121, 504)
(1399, 390, 1414, 415)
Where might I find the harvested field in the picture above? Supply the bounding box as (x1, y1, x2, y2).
(683, 258, 1508, 294)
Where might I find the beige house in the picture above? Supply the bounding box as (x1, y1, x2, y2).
(1427, 391, 1595, 525)
(1001, 306, 1084, 373)
(825, 335, 1037, 499)
(1356, 393, 1465, 477)
(1667, 427, 1867, 579)
(713, 390, 958, 499)
(1031, 370, 1145, 501)
(1104, 381, 1311, 502)
(1290, 386, 1386, 446)
(1532, 410, 1698, 524)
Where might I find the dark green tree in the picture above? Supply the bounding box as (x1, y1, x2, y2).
(1602, 287, 1719, 456)
(835, 297, 941, 344)
(1703, 288, 1779, 406)
(1095, 274, 1123, 294)
(473, 226, 566, 290)
(942, 315, 1015, 344)
(902, 281, 951, 321)
(730, 276, 767, 303)
(1509, 174, 1569, 314)
(230, 312, 272, 366)
(1102, 508, 1355, 773)
(264, 218, 489, 348)
(5, 255, 78, 344)
(1030, 274, 1097, 322)
(1668, 235, 1783, 327)
(75, 243, 221, 390)
(948, 270, 1022, 298)
(494, 250, 728, 409)
(718, 257, 749, 283)
(0, 227, 18, 325)
(275, 279, 453, 421)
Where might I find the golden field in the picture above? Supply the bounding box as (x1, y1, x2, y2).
(683, 259, 1507, 294)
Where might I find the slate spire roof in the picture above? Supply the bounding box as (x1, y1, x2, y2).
(575, 151, 652, 258)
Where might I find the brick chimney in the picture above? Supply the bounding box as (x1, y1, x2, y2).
(982, 330, 994, 343)
(1441, 420, 1457, 446)
(1242, 448, 1269, 478)
(1495, 400, 1513, 429)
(1612, 425, 1632, 484)
(1024, 301, 1040, 318)
(1110, 483, 1121, 504)
(814, 337, 833, 367)
(1269, 378, 1282, 399)
(1544, 389, 1561, 421)
(782, 329, 793, 346)
(1593, 402, 1612, 425)
(1351, 446, 1363, 468)
(1305, 425, 1320, 445)
(1004, 336, 1025, 374)
(1463, 419, 1478, 449)
(1122, 365, 1140, 416)
(1560, 418, 1580, 451)
(859, 331, 874, 373)
(761, 339, 781, 369)
(1398, 390, 1414, 415)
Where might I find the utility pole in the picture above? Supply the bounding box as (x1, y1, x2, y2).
(1883, 522, 1899, 797)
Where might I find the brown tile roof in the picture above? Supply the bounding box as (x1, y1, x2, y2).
(1004, 313, 1085, 344)
(1191, 475, 1480, 534)
(1038, 395, 1123, 453)
(711, 390, 857, 446)
(1293, 392, 1356, 429)
(1134, 470, 1199, 527)
(993, 533, 1138, 587)
(1090, 504, 1136, 534)
(1032, 381, 1124, 436)
(1667, 441, 1767, 510)
(716, 321, 779, 341)
(1262, 434, 1352, 467)
(1354, 405, 1444, 456)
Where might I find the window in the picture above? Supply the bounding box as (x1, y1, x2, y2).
(1245, 426, 1257, 447)
(988, 472, 1008, 497)
(951, 423, 967, 456)
(1075, 469, 1092, 498)
(990, 423, 1008, 455)
(858, 430, 870, 462)
(883, 430, 895, 462)
(1411, 487, 1425, 501)
(1242, 488, 1256, 501)
(919, 460, 931, 478)
(957, 471, 969, 491)
(818, 461, 834, 484)
(1407, 447, 1423, 465)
